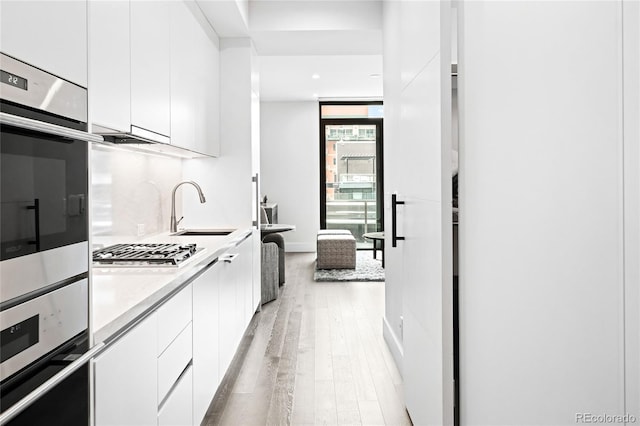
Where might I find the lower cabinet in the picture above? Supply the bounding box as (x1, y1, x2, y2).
(193, 262, 221, 424)
(218, 234, 254, 377)
(94, 285, 193, 426)
(158, 366, 193, 426)
(94, 313, 159, 426)
(94, 233, 256, 426)
(195, 234, 255, 424)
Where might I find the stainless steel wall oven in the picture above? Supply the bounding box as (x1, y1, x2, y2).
(0, 53, 102, 425)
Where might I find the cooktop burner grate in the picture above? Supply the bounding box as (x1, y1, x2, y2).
(93, 243, 200, 267)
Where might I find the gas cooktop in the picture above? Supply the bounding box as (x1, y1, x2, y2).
(93, 243, 203, 267)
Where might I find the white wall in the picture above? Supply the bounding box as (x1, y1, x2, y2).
(260, 101, 319, 252)
(459, 2, 626, 424)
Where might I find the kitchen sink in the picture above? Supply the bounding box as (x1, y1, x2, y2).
(172, 229, 236, 236)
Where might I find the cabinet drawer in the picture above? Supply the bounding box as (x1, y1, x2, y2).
(157, 284, 192, 354)
(158, 365, 193, 426)
(158, 322, 192, 403)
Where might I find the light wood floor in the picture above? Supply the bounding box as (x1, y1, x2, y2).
(203, 252, 411, 426)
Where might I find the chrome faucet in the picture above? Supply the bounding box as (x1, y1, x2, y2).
(170, 181, 206, 232)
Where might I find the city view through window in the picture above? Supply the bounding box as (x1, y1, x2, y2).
(321, 104, 383, 249)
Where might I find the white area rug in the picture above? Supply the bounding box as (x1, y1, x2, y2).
(314, 251, 385, 282)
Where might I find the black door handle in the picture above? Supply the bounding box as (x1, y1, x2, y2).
(27, 198, 41, 251)
(392, 193, 405, 247)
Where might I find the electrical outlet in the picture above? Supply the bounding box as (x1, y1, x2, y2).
(136, 224, 145, 237)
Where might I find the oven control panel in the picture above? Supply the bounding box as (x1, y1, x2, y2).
(0, 279, 88, 383)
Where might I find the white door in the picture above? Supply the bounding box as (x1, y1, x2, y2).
(383, 1, 454, 425)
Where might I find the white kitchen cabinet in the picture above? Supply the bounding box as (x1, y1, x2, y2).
(194, 234, 254, 425)
(251, 229, 261, 311)
(158, 366, 193, 426)
(193, 261, 221, 425)
(88, 0, 130, 133)
(237, 234, 255, 326)
(198, 24, 221, 157)
(89, 0, 170, 140)
(0, 1, 87, 87)
(94, 313, 158, 426)
(94, 233, 255, 426)
(170, 1, 197, 152)
(157, 284, 192, 355)
(218, 234, 254, 376)
(170, 1, 220, 156)
(158, 322, 193, 403)
(130, 0, 171, 138)
(218, 252, 239, 376)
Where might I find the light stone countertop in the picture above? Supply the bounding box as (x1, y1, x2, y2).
(91, 228, 253, 344)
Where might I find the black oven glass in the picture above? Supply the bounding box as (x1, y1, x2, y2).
(0, 126, 88, 261)
(0, 332, 89, 426)
(0, 315, 39, 363)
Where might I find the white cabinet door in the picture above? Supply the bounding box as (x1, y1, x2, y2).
(94, 313, 158, 426)
(158, 366, 193, 426)
(0, 1, 87, 87)
(88, 0, 130, 132)
(130, 0, 171, 137)
(193, 262, 221, 425)
(218, 234, 253, 376)
(170, 1, 220, 156)
(218, 251, 239, 376)
(238, 234, 255, 326)
(170, 1, 197, 152)
(194, 11, 220, 157)
(251, 229, 261, 311)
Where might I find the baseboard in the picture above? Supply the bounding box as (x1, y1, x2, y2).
(383, 316, 404, 378)
(285, 242, 316, 253)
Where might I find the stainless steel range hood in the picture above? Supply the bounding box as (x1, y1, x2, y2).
(92, 124, 208, 158)
(93, 124, 170, 145)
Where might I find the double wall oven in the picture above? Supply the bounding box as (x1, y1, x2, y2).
(0, 53, 102, 425)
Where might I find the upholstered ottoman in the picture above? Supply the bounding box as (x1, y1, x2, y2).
(316, 232, 356, 269)
(317, 229, 352, 236)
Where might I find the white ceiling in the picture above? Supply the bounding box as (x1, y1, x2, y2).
(259, 55, 382, 101)
(197, 0, 384, 102)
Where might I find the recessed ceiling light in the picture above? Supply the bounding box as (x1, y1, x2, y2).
(312, 73, 320, 79)
(313, 93, 319, 98)
(369, 73, 382, 79)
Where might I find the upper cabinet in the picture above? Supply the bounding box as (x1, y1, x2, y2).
(88, 0, 130, 132)
(131, 0, 171, 138)
(0, 1, 87, 87)
(89, 0, 219, 155)
(170, 1, 220, 157)
(88, 0, 170, 140)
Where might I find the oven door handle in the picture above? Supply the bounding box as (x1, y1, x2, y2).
(26, 198, 41, 251)
(0, 342, 106, 425)
(0, 112, 104, 143)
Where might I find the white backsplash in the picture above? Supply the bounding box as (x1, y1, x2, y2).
(91, 144, 183, 239)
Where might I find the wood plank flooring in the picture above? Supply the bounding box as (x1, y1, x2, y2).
(203, 252, 411, 426)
